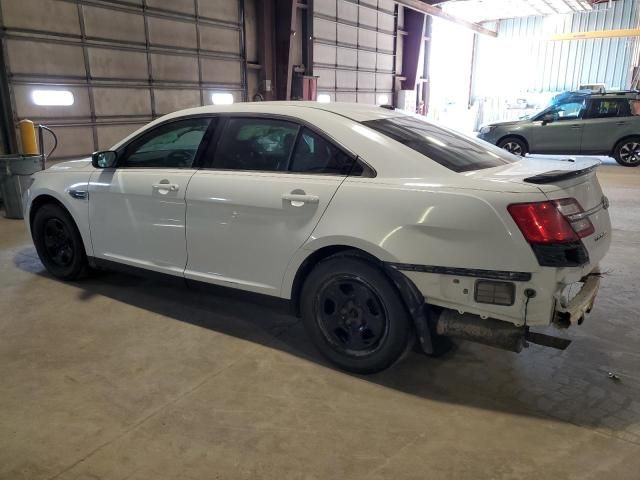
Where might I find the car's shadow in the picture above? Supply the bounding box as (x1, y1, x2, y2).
(13, 246, 640, 442)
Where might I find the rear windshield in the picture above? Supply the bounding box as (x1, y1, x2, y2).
(362, 115, 517, 172)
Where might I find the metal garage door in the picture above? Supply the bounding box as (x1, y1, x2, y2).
(0, 0, 248, 160)
(313, 0, 396, 104)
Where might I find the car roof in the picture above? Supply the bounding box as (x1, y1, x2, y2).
(590, 92, 639, 99)
(159, 101, 404, 123)
(562, 90, 639, 98)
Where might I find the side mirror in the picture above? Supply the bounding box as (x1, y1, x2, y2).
(541, 113, 555, 125)
(92, 150, 117, 168)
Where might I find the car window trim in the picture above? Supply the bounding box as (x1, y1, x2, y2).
(199, 112, 376, 178)
(285, 126, 304, 171)
(114, 114, 217, 170)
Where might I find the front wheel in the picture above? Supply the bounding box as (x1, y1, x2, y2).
(32, 203, 89, 280)
(614, 137, 640, 167)
(498, 136, 528, 157)
(300, 255, 412, 374)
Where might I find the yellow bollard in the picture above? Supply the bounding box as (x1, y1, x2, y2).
(18, 119, 39, 155)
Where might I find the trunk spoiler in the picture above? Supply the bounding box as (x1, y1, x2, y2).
(523, 164, 597, 184)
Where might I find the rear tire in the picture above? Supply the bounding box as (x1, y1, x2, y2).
(613, 137, 640, 167)
(300, 255, 411, 374)
(32, 203, 89, 280)
(498, 136, 528, 157)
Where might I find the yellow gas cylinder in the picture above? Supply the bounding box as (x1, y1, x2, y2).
(18, 119, 39, 155)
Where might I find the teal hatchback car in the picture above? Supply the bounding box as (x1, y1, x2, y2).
(478, 90, 640, 167)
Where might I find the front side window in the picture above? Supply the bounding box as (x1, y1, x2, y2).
(212, 118, 299, 171)
(290, 128, 356, 175)
(362, 115, 516, 173)
(544, 99, 586, 121)
(119, 117, 211, 168)
(586, 99, 632, 118)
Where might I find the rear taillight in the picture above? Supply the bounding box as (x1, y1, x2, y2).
(508, 198, 594, 244)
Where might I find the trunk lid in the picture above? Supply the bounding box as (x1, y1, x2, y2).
(465, 157, 600, 190)
(468, 157, 611, 268)
(541, 168, 611, 271)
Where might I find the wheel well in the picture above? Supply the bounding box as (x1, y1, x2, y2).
(613, 135, 640, 155)
(290, 245, 382, 316)
(289, 245, 435, 354)
(497, 134, 529, 151)
(29, 194, 67, 229)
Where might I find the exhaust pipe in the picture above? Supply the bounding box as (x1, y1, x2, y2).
(435, 310, 526, 353)
(434, 310, 572, 352)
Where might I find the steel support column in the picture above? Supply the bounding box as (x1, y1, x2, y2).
(0, 35, 17, 154)
(422, 15, 432, 115)
(401, 8, 426, 91)
(257, 0, 277, 100)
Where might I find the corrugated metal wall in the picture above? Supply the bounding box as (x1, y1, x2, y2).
(473, 0, 640, 96)
(0, 0, 254, 159)
(313, 0, 396, 104)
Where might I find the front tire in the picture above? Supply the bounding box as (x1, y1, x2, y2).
(300, 255, 412, 374)
(32, 203, 89, 280)
(614, 137, 640, 167)
(498, 136, 528, 157)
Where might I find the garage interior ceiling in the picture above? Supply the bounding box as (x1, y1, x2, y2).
(441, 0, 602, 22)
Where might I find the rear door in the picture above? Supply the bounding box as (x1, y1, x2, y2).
(184, 117, 359, 295)
(580, 98, 636, 154)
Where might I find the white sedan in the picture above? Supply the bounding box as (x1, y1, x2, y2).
(24, 102, 611, 373)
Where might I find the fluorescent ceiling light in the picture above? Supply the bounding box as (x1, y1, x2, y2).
(31, 89, 74, 106)
(317, 94, 331, 103)
(211, 92, 234, 105)
(377, 94, 390, 105)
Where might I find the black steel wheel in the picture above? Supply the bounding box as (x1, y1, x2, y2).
(42, 218, 74, 267)
(498, 136, 528, 157)
(301, 254, 412, 374)
(316, 275, 390, 357)
(614, 137, 640, 167)
(32, 203, 89, 280)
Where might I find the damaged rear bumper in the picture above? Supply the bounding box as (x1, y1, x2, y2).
(553, 268, 600, 327)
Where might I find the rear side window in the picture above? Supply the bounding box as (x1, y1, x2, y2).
(362, 116, 516, 172)
(586, 99, 632, 118)
(290, 128, 356, 175)
(213, 118, 299, 171)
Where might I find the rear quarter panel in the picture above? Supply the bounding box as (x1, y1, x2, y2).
(305, 179, 542, 271)
(281, 178, 560, 325)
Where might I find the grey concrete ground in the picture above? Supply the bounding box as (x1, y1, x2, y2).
(1, 160, 640, 479)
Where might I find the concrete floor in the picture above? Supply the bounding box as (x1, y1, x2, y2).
(1, 160, 640, 480)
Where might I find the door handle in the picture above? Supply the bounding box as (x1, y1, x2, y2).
(152, 183, 180, 192)
(281, 193, 320, 205)
(616, 121, 628, 126)
(570, 124, 582, 129)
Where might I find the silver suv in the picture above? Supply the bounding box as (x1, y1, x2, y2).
(477, 91, 640, 166)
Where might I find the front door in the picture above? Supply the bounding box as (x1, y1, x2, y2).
(185, 117, 359, 295)
(530, 97, 586, 154)
(89, 117, 212, 275)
